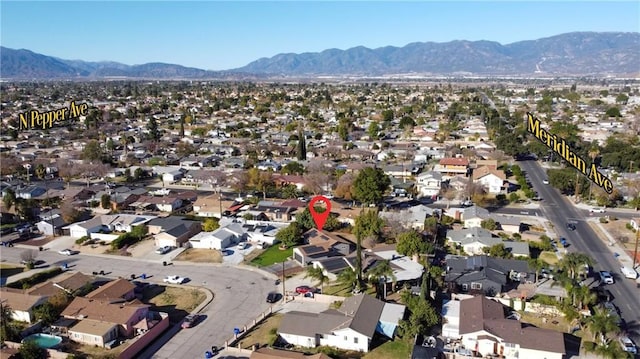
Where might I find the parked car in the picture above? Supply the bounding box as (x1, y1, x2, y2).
(257, 242, 268, 249)
(155, 246, 173, 254)
(295, 285, 313, 294)
(620, 266, 638, 279)
(181, 314, 200, 328)
(266, 292, 279, 303)
(58, 249, 77, 256)
(237, 242, 248, 250)
(541, 268, 554, 279)
(559, 237, 568, 247)
(590, 207, 606, 213)
(599, 271, 614, 285)
(163, 275, 186, 284)
(619, 336, 637, 354)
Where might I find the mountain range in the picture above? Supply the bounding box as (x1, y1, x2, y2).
(1, 32, 639, 79)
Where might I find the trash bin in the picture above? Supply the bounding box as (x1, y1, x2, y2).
(142, 273, 147, 279)
(131, 274, 136, 280)
(39, 246, 43, 251)
(163, 261, 167, 266)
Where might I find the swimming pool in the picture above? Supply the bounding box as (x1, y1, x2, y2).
(22, 333, 62, 349)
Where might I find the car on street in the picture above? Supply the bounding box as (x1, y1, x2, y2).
(266, 292, 279, 303)
(163, 275, 187, 284)
(542, 179, 549, 184)
(559, 237, 568, 247)
(295, 285, 313, 294)
(58, 249, 77, 256)
(181, 314, 200, 329)
(619, 336, 637, 354)
(155, 246, 173, 254)
(566, 223, 576, 231)
(620, 266, 638, 279)
(590, 207, 606, 213)
(599, 271, 614, 285)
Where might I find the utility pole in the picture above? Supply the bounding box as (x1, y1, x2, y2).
(630, 160, 635, 173)
(575, 171, 581, 203)
(633, 228, 639, 269)
(282, 261, 286, 302)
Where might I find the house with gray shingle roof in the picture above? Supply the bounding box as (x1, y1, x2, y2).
(462, 205, 491, 228)
(278, 294, 405, 352)
(444, 255, 534, 296)
(446, 227, 500, 255)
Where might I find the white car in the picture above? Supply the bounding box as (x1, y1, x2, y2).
(163, 275, 186, 284)
(155, 246, 172, 254)
(619, 336, 637, 354)
(237, 242, 248, 250)
(599, 271, 614, 285)
(542, 179, 549, 184)
(58, 249, 77, 256)
(621, 266, 638, 279)
(590, 207, 606, 213)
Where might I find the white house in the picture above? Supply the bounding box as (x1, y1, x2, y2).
(67, 214, 155, 239)
(462, 206, 491, 228)
(188, 223, 245, 250)
(472, 166, 506, 194)
(416, 171, 443, 197)
(0, 288, 48, 323)
(379, 205, 440, 230)
(278, 294, 404, 353)
(446, 227, 501, 255)
(454, 295, 565, 359)
(162, 170, 184, 184)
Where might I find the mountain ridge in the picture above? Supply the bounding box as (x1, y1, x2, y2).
(1, 32, 639, 79)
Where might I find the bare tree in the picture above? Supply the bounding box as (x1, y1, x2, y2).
(335, 172, 356, 200)
(56, 159, 82, 189)
(20, 250, 38, 265)
(304, 161, 331, 195)
(441, 187, 457, 209)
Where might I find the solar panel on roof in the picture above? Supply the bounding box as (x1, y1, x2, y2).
(303, 245, 325, 255)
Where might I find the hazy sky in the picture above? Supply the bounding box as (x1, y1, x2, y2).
(2, 1, 638, 71)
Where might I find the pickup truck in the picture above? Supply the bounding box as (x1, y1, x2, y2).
(621, 266, 638, 279)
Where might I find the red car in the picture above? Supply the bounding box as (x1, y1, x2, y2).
(295, 285, 313, 294)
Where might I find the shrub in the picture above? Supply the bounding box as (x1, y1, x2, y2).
(625, 223, 637, 232)
(583, 341, 596, 353)
(75, 236, 90, 245)
(599, 217, 609, 224)
(8, 267, 63, 289)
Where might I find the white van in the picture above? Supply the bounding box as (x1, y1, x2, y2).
(621, 266, 638, 279)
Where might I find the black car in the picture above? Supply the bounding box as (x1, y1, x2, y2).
(566, 223, 576, 231)
(266, 292, 279, 303)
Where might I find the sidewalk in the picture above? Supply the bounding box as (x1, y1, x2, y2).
(586, 217, 640, 283)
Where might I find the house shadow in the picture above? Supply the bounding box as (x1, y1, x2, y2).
(563, 332, 582, 358)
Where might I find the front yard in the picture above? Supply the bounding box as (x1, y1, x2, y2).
(249, 245, 292, 267)
(144, 285, 207, 322)
(173, 248, 223, 263)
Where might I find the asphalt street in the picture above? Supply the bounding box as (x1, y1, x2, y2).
(0, 247, 277, 359)
(520, 160, 640, 342)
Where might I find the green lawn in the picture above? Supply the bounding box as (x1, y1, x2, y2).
(363, 340, 412, 359)
(539, 251, 559, 265)
(250, 246, 293, 267)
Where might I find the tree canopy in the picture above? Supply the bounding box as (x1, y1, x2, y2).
(352, 167, 390, 205)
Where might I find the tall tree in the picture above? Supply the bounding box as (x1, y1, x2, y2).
(2, 188, 16, 211)
(397, 230, 431, 261)
(352, 167, 391, 205)
(296, 128, 307, 161)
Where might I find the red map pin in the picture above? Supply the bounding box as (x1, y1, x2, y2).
(309, 195, 331, 231)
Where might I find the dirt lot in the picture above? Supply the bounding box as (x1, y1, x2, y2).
(174, 248, 223, 263)
(236, 313, 283, 349)
(599, 218, 638, 250)
(144, 285, 208, 322)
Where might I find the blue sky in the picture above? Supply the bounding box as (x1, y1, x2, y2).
(2, 1, 638, 71)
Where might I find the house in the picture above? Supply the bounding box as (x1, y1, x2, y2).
(293, 229, 355, 267)
(380, 205, 440, 231)
(462, 206, 491, 228)
(131, 195, 183, 212)
(148, 216, 202, 248)
(415, 171, 443, 197)
(61, 297, 150, 338)
(250, 200, 298, 222)
(67, 214, 155, 239)
(490, 215, 522, 234)
(278, 294, 405, 352)
(369, 247, 425, 283)
(36, 208, 73, 236)
(472, 166, 507, 194)
(242, 221, 287, 245)
(193, 194, 223, 218)
(162, 170, 184, 184)
(389, 177, 415, 198)
(86, 278, 137, 302)
(444, 255, 534, 296)
(15, 185, 46, 199)
(452, 295, 565, 359)
(446, 227, 501, 255)
(433, 157, 469, 177)
(68, 319, 119, 348)
(189, 223, 245, 249)
(273, 174, 307, 191)
(250, 348, 331, 359)
(0, 288, 49, 323)
(27, 271, 93, 297)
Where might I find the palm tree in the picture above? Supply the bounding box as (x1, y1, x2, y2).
(337, 267, 357, 292)
(576, 285, 597, 311)
(587, 307, 621, 345)
(527, 258, 545, 283)
(304, 266, 329, 293)
(559, 253, 593, 281)
(0, 301, 17, 343)
(369, 260, 397, 298)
